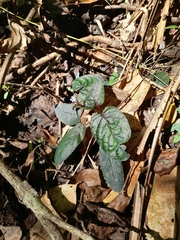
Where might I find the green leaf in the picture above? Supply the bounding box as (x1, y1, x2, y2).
(72, 74, 105, 109)
(54, 123, 86, 165)
(108, 72, 119, 85)
(18, 0, 24, 6)
(3, 91, 9, 100)
(90, 106, 131, 161)
(2, 85, 9, 91)
(171, 122, 180, 133)
(154, 72, 169, 87)
(99, 148, 124, 192)
(55, 103, 83, 125)
(173, 134, 180, 144)
(166, 25, 180, 29)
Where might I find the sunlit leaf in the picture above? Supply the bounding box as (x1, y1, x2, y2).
(3, 91, 9, 99)
(55, 103, 83, 125)
(166, 25, 180, 29)
(72, 74, 105, 109)
(90, 106, 131, 160)
(108, 72, 119, 85)
(54, 123, 86, 165)
(99, 148, 124, 192)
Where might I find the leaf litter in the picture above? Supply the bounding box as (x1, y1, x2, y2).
(0, 0, 180, 239)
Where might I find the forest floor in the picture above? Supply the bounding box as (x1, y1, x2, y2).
(0, 0, 180, 239)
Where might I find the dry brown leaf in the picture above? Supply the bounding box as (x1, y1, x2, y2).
(40, 127, 58, 146)
(105, 86, 129, 102)
(41, 192, 60, 218)
(123, 112, 142, 132)
(9, 140, 28, 150)
(90, 50, 113, 66)
(153, 148, 179, 176)
(72, 169, 110, 202)
(0, 19, 29, 53)
(117, 12, 136, 41)
(107, 193, 131, 212)
(72, 169, 102, 187)
(48, 184, 77, 218)
(75, 202, 128, 239)
(29, 221, 51, 240)
(0, 226, 22, 240)
(0, 38, 14, 53)
(82, 185, 110, 202)
(138, 7, 149, 39)
(120, 70, 150, 114)
(154, 0, 172, 55)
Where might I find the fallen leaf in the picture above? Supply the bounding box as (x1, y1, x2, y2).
(0, 226, 22, 240)
(121, 70, 151, 114)
(90, 50, 113, 66)
(40, 127, 58, 146)
(72, 169, 102, 187)
(107, 193, 131, 212)
(9, 140, 28, 150)
(48, 184, 77, 218)
(75, 202, 129, 239)
(29, 221, 51, 240)
(154, 0, 172, 55)
(117, 12, 136, 41)
(41, 192, 60, 217)
(83, 185, 110, 202)
(153, 148, 179, 176)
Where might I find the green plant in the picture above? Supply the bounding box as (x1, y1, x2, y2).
(171, 107, 180, 143)
(148, 71, 169, 87)
(166, 25, 180, 29)
(2, 85, 11, 99)
(54, 74, 131, 192)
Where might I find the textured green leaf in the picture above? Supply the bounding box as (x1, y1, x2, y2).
(55, 103, 83, 125)
(109, 72, 119, 85)
(154, 72, 169, 87)
(54, 123, 86, 165)
(72, 74, 105, 109)
(99, 148, 124, 192)
(90, 106, 131, 159)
